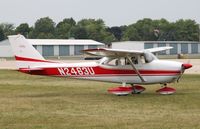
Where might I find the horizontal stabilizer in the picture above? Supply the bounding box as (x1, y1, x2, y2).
(19, 68, 45, 75)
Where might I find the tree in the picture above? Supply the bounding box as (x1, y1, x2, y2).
(107, 26, 123, 41)
(15, 23, 30, 38)
(55, 18, 76, 39)
(152, 19, 176, 41)
(77, 19, 104, 41)
(122, 18, 199, 41)
(76, 19, 116, 43)
(0, 28, 5, 41)
(122, 25, 140, 41)
(122, 18, 157, 41)
(135, 18, 158, 41)
(71, 26, 88, 39)
(102, 31, 116, 44)
(0, 23, 15, 38)
(0, 17, 197, 42)
(122, 18, 174, 41)
(30, 17, 55, 39)
(174, 19, 199, 41)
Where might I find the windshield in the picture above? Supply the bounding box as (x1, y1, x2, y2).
(143, 51, 157, 63)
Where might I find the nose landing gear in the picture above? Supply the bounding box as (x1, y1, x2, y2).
(156, 84, 176, 95)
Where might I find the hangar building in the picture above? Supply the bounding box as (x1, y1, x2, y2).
(112, 41, 200, 55)
(0, 39, 104, 57)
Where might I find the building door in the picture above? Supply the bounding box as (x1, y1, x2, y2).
(74, 45, 84, 55)
(181, 43, 188, 54)
(59, 45, 70, 56)
(191, 44, 198, 54)
(42, 45, 54, 56)
(169, 44, 178, 55)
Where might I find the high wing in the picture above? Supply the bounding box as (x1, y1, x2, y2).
(82, 46, 173, 83)
(82, 48, 143, 57)
(146, 46, 173, 53)
(82, 47, 173, 57)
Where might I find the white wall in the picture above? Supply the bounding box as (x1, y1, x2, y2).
(0, 46, 13, 57)
(54, 45, 59, 56)
(0, 40, 14, 57)
(112, 41, 144, 50)
(69, 45, 74, 56)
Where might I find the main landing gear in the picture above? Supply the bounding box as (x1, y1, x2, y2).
(156, 84, 176, 95)
(107, 83, 176, 96)
(107, 83, 146, 96)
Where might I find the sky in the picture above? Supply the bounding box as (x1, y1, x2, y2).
(0, 0, 199, 27)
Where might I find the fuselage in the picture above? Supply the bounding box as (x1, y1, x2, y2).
(19, 59, 183, 85)
(8, 34, 192, 87)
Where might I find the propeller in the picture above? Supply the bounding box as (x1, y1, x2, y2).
(177, 63, 192, 82)
(177, 65, 185, 82)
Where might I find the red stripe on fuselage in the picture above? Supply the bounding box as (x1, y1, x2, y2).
(92, 66, 180, 75)
(20, 66, 181, 76)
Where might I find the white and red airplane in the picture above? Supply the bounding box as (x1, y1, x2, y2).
(8, 34, 192, 95)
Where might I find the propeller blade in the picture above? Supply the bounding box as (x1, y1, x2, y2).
(177, 63, 192, 82)
(177, 65, 184, 82)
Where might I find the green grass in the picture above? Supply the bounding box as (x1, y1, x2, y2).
(0, 70, 200, 129)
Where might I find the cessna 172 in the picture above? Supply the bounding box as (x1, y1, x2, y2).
(8, 34, 192, 95)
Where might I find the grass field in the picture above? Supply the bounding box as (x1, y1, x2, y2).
(0, 70, 200, 129)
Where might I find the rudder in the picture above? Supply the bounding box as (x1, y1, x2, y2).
(8, 34, 48, 69)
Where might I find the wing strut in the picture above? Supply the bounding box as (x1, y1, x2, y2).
(126, 56, 146, 82)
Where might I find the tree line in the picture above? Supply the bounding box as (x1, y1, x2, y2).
(0, 17, 199, 44)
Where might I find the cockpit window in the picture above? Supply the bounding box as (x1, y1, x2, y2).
(99, 57, 125, 66)
(99, 52, 157, 66)
(131, 56, 138, 64)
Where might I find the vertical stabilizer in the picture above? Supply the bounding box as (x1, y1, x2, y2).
(8, 34, 45, 60)
(8, 34, 47, 69)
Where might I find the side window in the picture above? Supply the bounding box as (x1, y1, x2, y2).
(107, 58, 117, 66)
(140, 55, 146, 64)
(131, 57, 138, 64)
(102, 58, 127, 66)
(124, 57, 138, 65)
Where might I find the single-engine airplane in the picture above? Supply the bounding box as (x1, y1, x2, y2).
(8, 34, 192, 95)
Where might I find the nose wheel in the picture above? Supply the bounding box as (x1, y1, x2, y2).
(156, 84, 176, 95)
